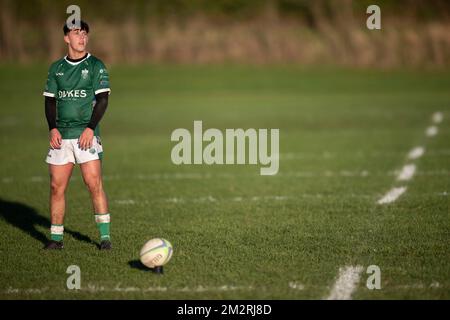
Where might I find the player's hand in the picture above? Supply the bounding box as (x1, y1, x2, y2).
(49, 128, 62, 149)
(78, 128, 94, 151)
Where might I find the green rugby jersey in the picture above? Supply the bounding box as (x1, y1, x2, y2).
(43, 53, 111, 139)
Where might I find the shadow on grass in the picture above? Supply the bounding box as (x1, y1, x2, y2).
(128, 259, 150, 271)
(0, 198, 95, 246)
(128, 260, 164, 274)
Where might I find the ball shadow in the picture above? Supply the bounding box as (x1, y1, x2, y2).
(128, 259, 164, 274)
(128, 259, 151, 271)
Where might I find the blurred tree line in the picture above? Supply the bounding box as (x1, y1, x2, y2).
(1, 0, 450, 67)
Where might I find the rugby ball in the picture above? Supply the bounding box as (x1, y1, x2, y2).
(140, 238, 173, 268)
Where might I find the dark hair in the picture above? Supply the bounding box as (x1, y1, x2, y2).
(63, 20, 89, 35)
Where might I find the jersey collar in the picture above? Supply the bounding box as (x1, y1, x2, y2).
(64, 53, 91, 66)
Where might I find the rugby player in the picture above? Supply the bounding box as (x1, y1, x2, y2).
(43, 20, 111, 250)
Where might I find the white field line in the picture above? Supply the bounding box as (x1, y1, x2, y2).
(4, 287, 49, 294)
(377, 187, 407, 204)
(103, 191, 449, 206)
(0, 283, 306, 294)
(407, 147, 425, 160)
(426, 126, 438, 137)
(398, 169, 448, 176)
(115, 200, 136, 205)
(4, 281, 444, 296)
(4, 169, 450, 184)
(278, 170, 370, 178)
(389, 282, 443, 289)
(281, 152, 335, 159)
(149, 194, 374, 204)
(288, 282, 305, 290)
(163, 196, 291, 204)
(326, 265, 364, 300)
(432, 111, 443, 124)
(30, 176, 45, 182)
(4, 284, 256, 294)
(376, 111, 441, 204)
(282, 149, 450, 160)
(397, 164, 416, 181)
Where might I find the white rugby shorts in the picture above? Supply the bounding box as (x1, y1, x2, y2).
(46, 136, 103, 165)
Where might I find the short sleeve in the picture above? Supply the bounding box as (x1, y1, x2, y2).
(43, 65, 58, 97)
(93, 60, 111, 95)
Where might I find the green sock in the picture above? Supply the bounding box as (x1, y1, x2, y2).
(50, 224, 64, 242)
(95, 213, 110, 241)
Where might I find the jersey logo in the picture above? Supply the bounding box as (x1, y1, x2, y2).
(58, 90, 87, 98)
(81, 68, 89, 80)
(56, 72, 64, 76)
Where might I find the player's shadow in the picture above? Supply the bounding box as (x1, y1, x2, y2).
(0, 198, 95, 246)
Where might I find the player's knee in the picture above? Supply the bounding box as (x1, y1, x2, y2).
(50, 181, 66, 196)
(85, 178, 103, 195)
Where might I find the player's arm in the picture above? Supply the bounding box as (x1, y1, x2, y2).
(78, 92, 109, 150)
(45, 96, 62, 149)
(79, 59, 111, 150)
(88, 92, 109, 131)
(44, 64, 61, 149)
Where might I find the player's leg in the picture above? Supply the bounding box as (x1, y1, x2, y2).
(47, 162, 74, 248)
(80, 159, 111, 249)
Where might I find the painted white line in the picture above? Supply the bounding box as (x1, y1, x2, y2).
(377, 186, 407, 204)
(273, 195, 289, 201)
(426, 126, 438, 137)
(5, 169, 450, 185)
(430, 281, 441, 288)
(281, 152, 335, 159)
(432, 112, 443, 124)
(282, 149, 450, 159)
(112, 191, 446, 206)
(397, 164, 416, 181)
(326, 265, 364, 300)
(407, 146, 425, 160)
(415, 170, 450, 176)
(193, 196, 217, 203)
(392, 282, 443, 289)
(57, 284, 256, 294)
(288, 282, 305, 290)
(4, 287, 49, 294)
(114, 200, 136, 205)
(284, 170, 375, 178)
(163, 195, 294, 204)
(166, 197, 182, 203)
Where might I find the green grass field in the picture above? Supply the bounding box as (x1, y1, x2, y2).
(0, 65, 449, 299)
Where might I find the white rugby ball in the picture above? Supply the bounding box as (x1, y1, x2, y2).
(140, 238, 173, 268)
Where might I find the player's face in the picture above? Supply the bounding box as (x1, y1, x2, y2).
(64, 29, 89, 53)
